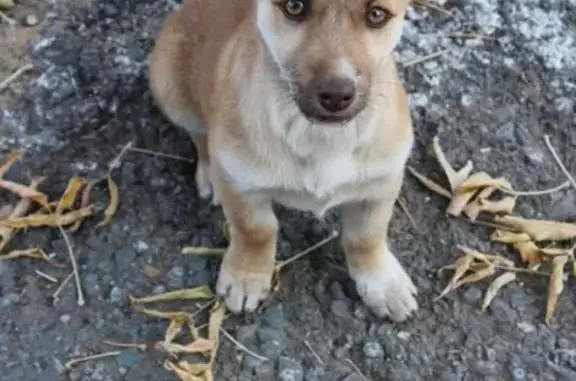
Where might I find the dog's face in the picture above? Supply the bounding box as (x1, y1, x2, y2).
(256, 0, 410, 123)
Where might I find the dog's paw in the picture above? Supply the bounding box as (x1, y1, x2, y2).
(216, 267, 273, 314)
(351, 250, 418, 322)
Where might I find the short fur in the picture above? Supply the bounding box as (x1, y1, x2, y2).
(149, 0, 418, 321)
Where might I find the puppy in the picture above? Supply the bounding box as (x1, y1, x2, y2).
(149, 0, 418, 322)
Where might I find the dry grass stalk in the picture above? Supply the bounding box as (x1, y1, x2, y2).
(0, 63, 34, 91)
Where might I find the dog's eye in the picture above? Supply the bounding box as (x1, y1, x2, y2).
(366, 6, 392, 28)
(281, 0, 307, 21)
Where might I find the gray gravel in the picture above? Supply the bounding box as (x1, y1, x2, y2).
(1, 0, 575, 380)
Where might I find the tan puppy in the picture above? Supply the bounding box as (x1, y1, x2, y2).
(149, 0, 417, 322)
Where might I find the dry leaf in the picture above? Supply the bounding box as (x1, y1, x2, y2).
(68, 178, 100, 232)
(457, 246, 515, 268)
(96, 174, 119, 227)
(462, 186, 498, 220)
(182, 247, 225, 256)
(513, 241, 541, 266)
(447, 172, 491, 216)
(56, 176, 87, 214)
(185, 362, 211, 376)
(165, 317, 187, 345)
(130, 285, 214, 304)
(0, 150, 21, 178)
(432, 135, 474, 192)
(456, 176, 513, 194)
(0, 247, 50, 261)
(451, 263, 496, 290)
(0, 206, 94, 228)
(164, 360, 204, 381)
(208, 301, 225, 365)
(406, 166, 452, 199)
(435, 254, 475, 300)
(494, 215, 576, 242)
(143, 264, 162, 278)
(0, 178, 43, 252)
(481, 271, 516, 312)
(545, 255, 568, 325)
(539, 247, 572, 257)
(0, 179, 49, 206)
(131, 305, 191, 320)
(162, 338, 214, 354)
(490, 230, 531, 244)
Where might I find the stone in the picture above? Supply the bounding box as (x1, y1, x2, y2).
(363, 341, 385, 359)
(277, 357, 303, 381)
(330, 300, 351, 319)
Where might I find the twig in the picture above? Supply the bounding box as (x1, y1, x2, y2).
(412, 0, 453, 17)
(402, 49, 451, 67)
(0, 10, 16, 26)
(407, 166, 452, 199)
(108, 141, 134, 172)
(65, 351, 121, 370)
(52, 271, 74, 301)
(35, 270, 58, 283)
(59, 226, 85, 306)
(345, 358, 370, 381)
(220, 328, 269, 362)
(0, 64, 34, 92)
(397, 197, 418, 228)
(304, 340, 326, 366)
(421, 32, 494, 40)
(276, 231, 339, 272)
(127, 146, 196, 164)
(497, 181, 570, 197)
(543, 135, 576, 190)
(103, 340, 148, 351)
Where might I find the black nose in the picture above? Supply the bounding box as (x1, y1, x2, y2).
(315, 77, 356, 113)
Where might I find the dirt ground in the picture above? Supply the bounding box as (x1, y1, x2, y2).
(1, 1, 575, 380)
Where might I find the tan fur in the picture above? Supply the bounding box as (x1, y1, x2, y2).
(149, 0, 418, 321)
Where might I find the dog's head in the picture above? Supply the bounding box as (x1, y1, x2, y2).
(256, 0, 410, 123)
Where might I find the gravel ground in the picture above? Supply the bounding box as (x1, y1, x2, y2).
(1, 1, 575, 380)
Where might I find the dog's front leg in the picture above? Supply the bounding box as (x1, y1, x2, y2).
(340, 183, 418, 322)
(213, 168, 278, 313)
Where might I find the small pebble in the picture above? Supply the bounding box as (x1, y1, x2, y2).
(59, 315, 71, 324)
(109, 286, 124, 304)
(153, 285, 167, 294)
(363, 341, 384, 358)
(24, 13, 39, 26)
(512, 368, 525, 381)
(277, 357, 303, 381)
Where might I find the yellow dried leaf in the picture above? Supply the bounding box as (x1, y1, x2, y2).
(130, 285, 214, 304)
(545, 255, 568, 325)
(451, 264, 496, 290)
(0, 150, 21, 178)
(479, 197, 516, 215)
(96, 174, 119, 227)
(446, 172, 491, 216)
(463, 186, 499, 220)
(131, 304, 191, 320)
(435, 254, 475, 300)
(208, 301, 225, 365)
(182, 247, 225, 256)
(68, 178, 100, 232)
(0, 247, 50, 262)
(456, 176, 513, 194)
(481, 271, 516, 312)
(513, 241, 541, 266)
(539, 247, 571, 257)
(165, 317, 187, 345)
(457, 246, 515, 268)
(432, 136, 474, 192)
(494, 215, 576, 242)
(0, 206, 94, 228)
(143, 264, 162, 278)
(56, 176, 87, 214)
(0, 179, 49, 206)
(162, 338, 214, 354)
(406, 166, 452, 199)
(490, 230, 531, 244)
(164, 360, 204, 381)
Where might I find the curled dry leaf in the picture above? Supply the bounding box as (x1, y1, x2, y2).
(0, 178, 43, 252)
(451, 263, 496, 290)
(0, 206, 94, 228)
(432, 135, 474, 192)
(463, 186, 498, 220)
(539, 247, 572, 257)
(0, 179, 49, 206)
(96, 174, 119, 227)
(162, 338, 214, 355)
(545, 255, 568, 325)
(456, 176, 513, 194)
(447, 172, 491, 216)
(68, 178, 100, 232)
(208, 301, 225, 365)
(491, 230, 531, 244)
(56, 176, 87, 214)
(130, 285, 214, 304)
(494, 215, 576, 242)
(132, 305, 190, 321)
(407, 166, 452, 199)
(513, 241, 541, 267)
(481, 271, 516, 312)
(164, 360, 204, 381)
(0, 150, 21, 178)
(0, 247, 50, 261)
(182, 247, 225, 256)
(165, 317, 187, 345)
(143, 264, 162, 278)
(435, 254, 475, 300)
(456, 245, 515, 268)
